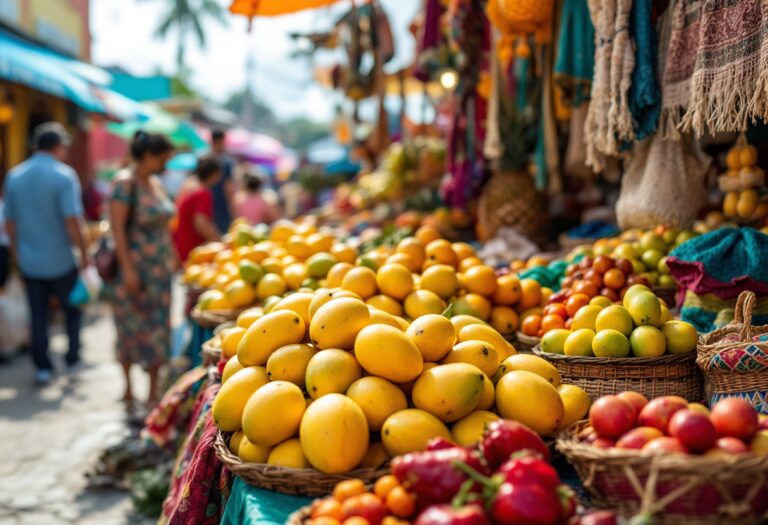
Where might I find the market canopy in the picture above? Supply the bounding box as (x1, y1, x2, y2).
(229, 0, 340, 18)
(0, 29, 105, 113)
(106, 103, 207, 150)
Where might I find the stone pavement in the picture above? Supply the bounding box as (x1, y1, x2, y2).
(0, 307, 154, 525)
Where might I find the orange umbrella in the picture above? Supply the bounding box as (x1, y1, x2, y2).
(229, 0, 341, 19)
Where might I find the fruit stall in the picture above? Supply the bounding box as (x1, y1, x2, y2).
(128, 0, 768, 523)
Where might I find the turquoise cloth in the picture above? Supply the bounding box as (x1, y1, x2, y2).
(186, 321, 214, 369)
(553, 0, 595, 106)
(668, 228, 768, 289)
(628, 0, 660, 142)
(519, 260, 567, 291)
(221, 478, 312, 525)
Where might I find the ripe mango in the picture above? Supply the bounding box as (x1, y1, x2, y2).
(309, 297, 370, 349)
(412, 363, 485, 422)
(212, 367, 269, 431)
(242, 381, 306, 446)
(442, 340, 500, 377)
(238, 310, 306, 366)
(354, 324, 423, 382)
(381, 409, 451, 456)
(305, 349, 362, 399)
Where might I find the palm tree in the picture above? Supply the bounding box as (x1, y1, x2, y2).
(143, 0, 228, 74)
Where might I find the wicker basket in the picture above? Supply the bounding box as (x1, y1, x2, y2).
(287, 505, 312, 525)
(201, 337, 223, 366)
(697, 291, 768, 413)
(533, 347, 703, 401)
(557, 420, 768, 524)
(214, 431, 388, 496)
(653, 285, 679, 309)
(191, 306, 244, 329)
(515, 331, 540, 353)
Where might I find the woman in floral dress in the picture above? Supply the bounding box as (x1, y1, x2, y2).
(110, 131, 175, 410)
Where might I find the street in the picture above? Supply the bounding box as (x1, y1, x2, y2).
(0, 306, 152, 525)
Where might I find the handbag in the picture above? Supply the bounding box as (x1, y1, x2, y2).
(95, 178, 137, 282)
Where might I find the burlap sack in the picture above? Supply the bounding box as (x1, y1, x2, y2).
(616, 134, 710, 229)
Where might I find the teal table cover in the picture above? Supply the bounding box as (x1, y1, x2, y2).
(221, 477, 313, 525)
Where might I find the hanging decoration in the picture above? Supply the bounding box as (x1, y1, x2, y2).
(228, 0, 340, 30)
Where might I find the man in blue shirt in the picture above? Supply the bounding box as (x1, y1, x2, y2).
(4, 122, 90, 384)
(210, 129, 234, 233)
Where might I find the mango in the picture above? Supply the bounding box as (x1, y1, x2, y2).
(477, 374, 495, 410)
(238, 310, 306, 366)
(359, 442, 390, 469)
(442, 340, 500, 377)
(212, 367, 269, 431)
(451, 410, 501, 447)
(405, 314, 456, 361)
(367, 308, 403, 330)
(238, 436, 271, 463)
(242, 381, 306, 446)
(381, 409, 451, 456)
(412, 363, 485, 422)
(458, 324, 513, 360)
(272, 292, 313, 326)
(557, 384, 591, 431)
(354, 324, 423, 382)
(309, 297, 370, 349)
(495, 370, 564, 436)
(221, 355, 245, 384)
(265, 344, 316, 387)
(267, 438, 310, 468)
(346, 377, 408, 431)
(305, 349, 362, 399)
(497, 354, 561, 386)
(300, 394, 369, 473)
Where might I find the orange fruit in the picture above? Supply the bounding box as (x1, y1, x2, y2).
(521, 314, 542, 337)
(313, 499, 345, 520)
(425, 239, 459, 268)
(493, 274, 522, 305)
(543, 303, 567, 318)
(333, 479, 366, 502)
(740, 145, 758, 167)
(517, 279, 542, 310)
(313, 517, 342, 525)
(459, 257, 483, 272)
(540, 287, 553, 305)
(541, 314, 566, 333)
(415, 225, 441, 245)
(565, 294, 590, 317)
(572, 280, 599, 298)
(726, 148, 742, 170)
(373, 475, 400, 499)
(452, 242, 476, 261)
(464, 265, 498, 296)
(396, 238, 426, 269)
(386, 486, 416, 518)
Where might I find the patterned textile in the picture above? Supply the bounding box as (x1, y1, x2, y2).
(662, 0, 768, 137)
(628, 0, 660, 142)
(111, 173, 175, 369)
(584, 0, 636, 171)
(706, 342, 768, 414)
(143, 367, 208, 451)
(159, 383, 231, 525)
(677, 290, 768, 333)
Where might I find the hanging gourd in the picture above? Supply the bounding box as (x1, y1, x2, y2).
(229, 0, 340, 30)
(486, 0, 554, 68)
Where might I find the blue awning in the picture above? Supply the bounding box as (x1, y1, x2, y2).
(0, 29, 105, 113)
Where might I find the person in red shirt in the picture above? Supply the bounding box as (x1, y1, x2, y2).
(173, 156, 222, 262)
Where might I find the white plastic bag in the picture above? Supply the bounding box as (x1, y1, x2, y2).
(68, 266, 103, 306)
(0, 275, 29, 356)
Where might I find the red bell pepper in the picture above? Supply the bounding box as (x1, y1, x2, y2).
(479, 420, 550, 468)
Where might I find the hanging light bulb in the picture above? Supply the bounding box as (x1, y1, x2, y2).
(439, 69, 459, 91)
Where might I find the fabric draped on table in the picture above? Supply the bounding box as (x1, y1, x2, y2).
(159, 383, 231, 525)
(143, 366, 209, 451)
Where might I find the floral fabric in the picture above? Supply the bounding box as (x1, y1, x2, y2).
(110, 173, 175, 369)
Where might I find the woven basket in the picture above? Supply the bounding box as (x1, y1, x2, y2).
(201, 338, 223, 366)
(214, 431, 388, 496)
(558, 420, 768, 524)
(515, 331, 541, 353)
(653, 285, 679, 309)
(697, 291, 768, 414)
(190, 307, 243, 329)
(287, 505, 312, 525)
(533, 347, 703, 401)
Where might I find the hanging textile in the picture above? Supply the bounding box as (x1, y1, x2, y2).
(553, 0, 595, 109)
(484, 28, 504, 162)
(413, 0, 447, 82)
(628, 0, 661, 142)
(584, 0, 636, 171)
(662, 0, 768, 137)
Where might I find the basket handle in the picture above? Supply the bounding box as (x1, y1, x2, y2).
(733, 291, 756, 341)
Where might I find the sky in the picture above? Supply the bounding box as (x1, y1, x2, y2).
(90, 0, 420, 123)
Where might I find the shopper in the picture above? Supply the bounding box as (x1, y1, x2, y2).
(3, 122, 89, 384)
(210, 129, 234, 233)
(173, 155, 222, 262)
(233, 168, 281, 225)
(0, 192, 10, 289)
(110, 131, 175, 411)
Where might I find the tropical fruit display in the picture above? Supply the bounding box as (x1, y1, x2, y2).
(581, 393, 768, 456)
(184, 218, 360, 312)
(719, 139, 768, 230)
(297, 420, 611, 525)
(212, 287, 592, 475)
(538, 284, 697, 357)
